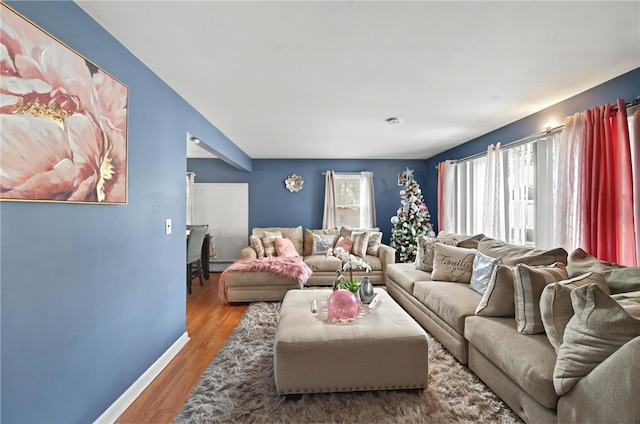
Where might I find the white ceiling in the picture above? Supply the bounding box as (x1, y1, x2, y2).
(76, 1, 640, 160)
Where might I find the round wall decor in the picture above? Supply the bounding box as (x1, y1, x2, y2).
(285, 174, 304, 192)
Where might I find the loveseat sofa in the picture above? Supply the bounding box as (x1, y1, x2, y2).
(386, 232, 640, 423)
(222, 226, 396, 303)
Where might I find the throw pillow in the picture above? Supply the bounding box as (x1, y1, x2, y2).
(513, 262, 568, 335)
(554, 285, 640, 396)
(304, 228, 339, 256)
(430, 243, 477, 283)
(366, 231, 383, 256)
(311, 233, 337, 255)
(339, 226, 380, 238)
(261, 231, 282, 257)
(469, 252, 502, 295)
(567, 248, 640, 294)
(334, 236, 353, 254)
(249, 235, 265, 258)
(351, 231, 370, 257)
(478, 238, 568, 266)
(415, 235, 457, 273)
(475, 264, 516, 316)
(253, 226, 303, 256)
(540, 272, 610, 353)
(275, 237, 299, 258)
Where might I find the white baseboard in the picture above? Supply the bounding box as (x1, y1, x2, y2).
(94, 332, 190, 424)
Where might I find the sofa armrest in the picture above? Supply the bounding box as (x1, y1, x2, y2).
(378, 244, 396, 277)
(239, 246, 257, 259)
(378, 244, 396, 265)
(558, 336, 640, 424)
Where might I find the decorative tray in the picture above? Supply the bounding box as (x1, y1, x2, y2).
(315, 301, 371, 324)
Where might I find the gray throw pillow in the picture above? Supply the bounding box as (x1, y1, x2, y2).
(469, 252, 502, 295)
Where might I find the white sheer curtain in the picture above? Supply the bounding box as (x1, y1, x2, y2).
(555, 112, 586, 254)
(186, 172, 196, 226)
(439, 160, 456, 233)
(482, 143, 506, 240)
(359, 171, 376, 228)
(322, 170, 336, 229)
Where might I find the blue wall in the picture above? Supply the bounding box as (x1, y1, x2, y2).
(424, 68, 640, 231)
(188, 159, 431, 244)
(0, 2, 249, 423)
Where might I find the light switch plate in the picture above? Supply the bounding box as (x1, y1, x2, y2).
(165, 218, 172, 235)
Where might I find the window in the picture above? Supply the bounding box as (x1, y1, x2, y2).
(334, 174, 361, 228)
(445, 133, 559, 248)
(323, 171, 376, 229)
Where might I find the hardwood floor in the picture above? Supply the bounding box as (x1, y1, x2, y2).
(115, 273, 247, 423)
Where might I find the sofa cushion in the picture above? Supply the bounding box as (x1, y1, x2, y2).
(469, 251, 502, 295)
(304, 255, 343, 273)
(254, 226, 304, 256)
(436, 232, 487, 249)
(261, 231, 282, 257)
(415, 235, 457, 272)
(554, 285, 640, 396)
(351, 231, 370, 257)
(311, 233, 337, 255)
(303, 228, 339, 256)
(303, 254, 382, 274)
(540, 272, 610, 352)
(386, 263, 432, 293)
(475, 265, 516, 317)
(465, 316, 558, 409)
(275, 237, 299, 258)
(431, 244, 477, 283)
(567, 248, 640, 294)
(249, 235, 265, 258)
(413, 281, 482, 334)
(478, 238, 568, 266)
(514, 263, 568, 334)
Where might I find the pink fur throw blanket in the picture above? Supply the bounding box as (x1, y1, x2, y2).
(218, 257, 313, 303)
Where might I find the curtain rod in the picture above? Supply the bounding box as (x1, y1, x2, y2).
(435, 126, 564, 169)
(321, 171, 371, 175)
(436, 95, 639, 169)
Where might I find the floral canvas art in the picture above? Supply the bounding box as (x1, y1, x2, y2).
(0, 4, 128, 204)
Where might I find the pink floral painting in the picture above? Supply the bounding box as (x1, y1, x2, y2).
(0, 4, 128, 203)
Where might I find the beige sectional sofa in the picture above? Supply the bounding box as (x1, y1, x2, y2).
(386, 233, 640, 424)
(223, 226, 396, 302)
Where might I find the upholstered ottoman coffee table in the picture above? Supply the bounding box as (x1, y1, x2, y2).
(274, 289, 430, 395)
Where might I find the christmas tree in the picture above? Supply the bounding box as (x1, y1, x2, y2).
(390, 169, 435, 263)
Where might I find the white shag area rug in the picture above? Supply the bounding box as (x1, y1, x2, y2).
(174, 302, 523, 424)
